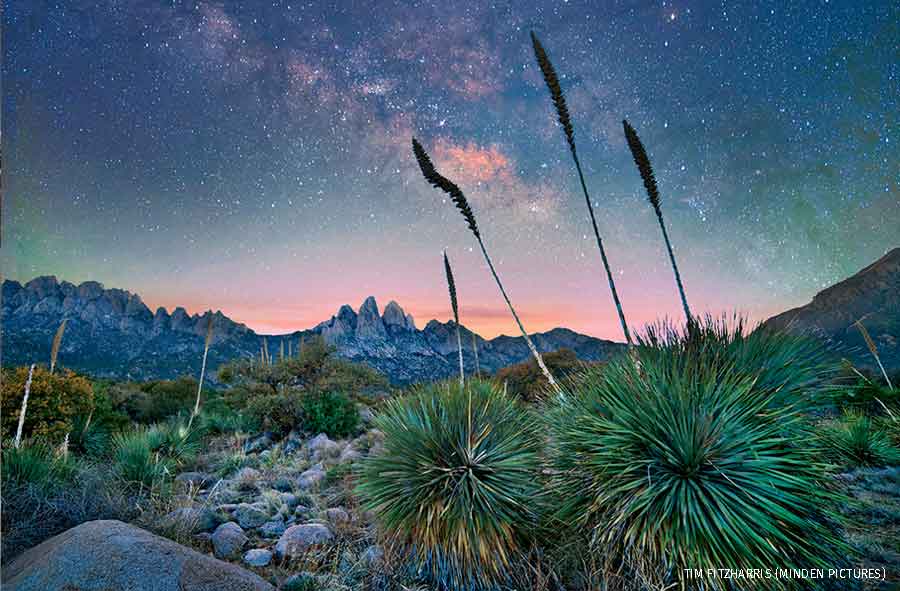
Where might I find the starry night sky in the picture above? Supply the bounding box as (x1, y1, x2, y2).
(3, 1, 898, 338)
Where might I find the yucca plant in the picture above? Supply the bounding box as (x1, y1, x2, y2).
(357, 380, 542, 590)
(548, 318, 848, 589)
(820, 411, 899, 468)
(412, 138, 559, 391)
(187, 314, 214, 430)
(531, 32, 633, 348)
(623, 119, 692, 324)
(112, 427, 173, 491)
(443, 250, 465, 388)
(1, 440, 77, 491)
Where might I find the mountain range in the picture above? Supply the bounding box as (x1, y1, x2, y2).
(0, 277, 622, 384)
(3, 247, 897, 384)
(761, 247, 899, 376)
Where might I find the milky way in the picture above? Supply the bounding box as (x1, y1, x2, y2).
(3, 1, 897, 338)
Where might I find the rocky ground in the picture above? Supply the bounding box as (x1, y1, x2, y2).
(152, 422, 392, 590)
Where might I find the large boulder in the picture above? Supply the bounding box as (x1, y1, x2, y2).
(1, 519, 273, 591)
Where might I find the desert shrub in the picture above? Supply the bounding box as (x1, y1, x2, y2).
(548, 318, 849, 589)
(236, 385, 304, 436)
(820, 412, 900, 468)
(495, 348, 587, 401)
(0, 367, 94, 442)
(107, 377, 200, 424)
(315, 358, 389, 395)
(219, 336, 387, 395)
(357, 380, 541, 591)
(301, 391, 359, 438)
(87, 381, 135, 432)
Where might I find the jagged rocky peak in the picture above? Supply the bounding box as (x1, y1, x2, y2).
(383, 300, 415, 331)
(356, 296, 387, 339)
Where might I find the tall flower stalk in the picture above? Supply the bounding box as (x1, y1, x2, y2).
(531, 31, 633, 348)
(443, 251, 465, 389)
(188, 315, 214, 430)
(413, 138, 559, 391)
(855, 319, 894, 390)
(472, 332, 481, 377)
(623, 119, 692, 325)
(14, 364, 36, 448)
(50, 318, 67, 374)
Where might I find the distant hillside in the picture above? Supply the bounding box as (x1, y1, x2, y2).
(1, 277, 625, 384)
(762, 248, 900, 374)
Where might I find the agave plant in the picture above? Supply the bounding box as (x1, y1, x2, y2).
(443, 251, 465, 388)
(357, 380, 542, 590)
(531, 32, 633, 348)
(623, 119, 692, 324)
(548, 318, 848, 588)
(412, 138, 559, 391)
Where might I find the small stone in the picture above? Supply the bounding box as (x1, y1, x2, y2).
(307, 434, 334, 453)
(242, 548, 273, 567)
(294, 505, 314, 519)
(259, 519, 287, 538)
(234, 503, 269, 529)
(243, 432, 274, 454)
(274, 523, 333, 559)
(325, 507, 350, 525)
(358, 406, 375, 424)
(211, 522, 247, 560)
(161, 507, 218, 534)
(297, 467, 326, 490)
(338, 447, 361, 464)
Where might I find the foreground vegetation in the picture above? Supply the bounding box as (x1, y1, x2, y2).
(2, 325, 898, 589)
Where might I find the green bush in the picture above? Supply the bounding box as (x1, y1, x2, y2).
(495, 348, 587, 402)
(216, 337, 386, 437)
(357, 380, 541, 590)
(301, 391, 359, 438)
(548, 318, 849, 589)
(106, 377, 200, 424)
(236, 385, 303, 436)
(820, 411, 900, 468)
(0, 367, 94, 443)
